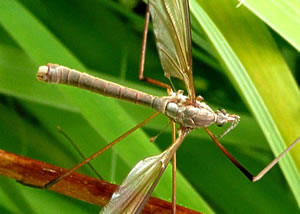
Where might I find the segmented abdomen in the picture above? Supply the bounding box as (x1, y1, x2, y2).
(37, 64, 166, 112)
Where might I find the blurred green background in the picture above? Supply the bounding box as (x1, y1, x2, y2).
(0, 0, 299, 213)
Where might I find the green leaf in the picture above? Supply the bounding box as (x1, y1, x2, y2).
(191, 0, 300, 206)
(243, 0, 300, 51)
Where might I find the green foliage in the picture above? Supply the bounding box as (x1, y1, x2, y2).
(0, 0, 299, 213)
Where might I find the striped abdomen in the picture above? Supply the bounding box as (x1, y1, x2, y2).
(37, 64, 167, 113)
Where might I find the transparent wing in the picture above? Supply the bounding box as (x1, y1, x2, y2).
(100, 153, 165, 214)
(100, 130, 187, 214)
(149, 0, 195, 99)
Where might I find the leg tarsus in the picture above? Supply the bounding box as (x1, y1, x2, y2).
(138, 3, 150, 81)
(56, 126, 103, 180)
(205, 128, 300, 183)
(17, 180, 45, 189)
(138, 3, 172, 92)
(171, 121, 177, 214)
(42, 112, 159, 189)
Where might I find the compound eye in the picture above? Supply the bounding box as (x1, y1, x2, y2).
(218, 108, 227, 115)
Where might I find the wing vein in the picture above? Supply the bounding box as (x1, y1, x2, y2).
(159, 46, 183, 79)
(149, 0, 195, 98)
(162, 0, 188, 71)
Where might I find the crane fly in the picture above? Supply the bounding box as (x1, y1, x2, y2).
(36, 0, 300, 213)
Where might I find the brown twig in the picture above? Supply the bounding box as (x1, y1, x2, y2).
(0, 149, 201, 214)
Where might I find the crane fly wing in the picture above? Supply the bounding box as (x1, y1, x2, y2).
(100, 130, 188, 214)
(149, 0, 195, 99)
(100, 153, 165, 214)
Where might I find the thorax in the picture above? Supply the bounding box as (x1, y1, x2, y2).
(158, 91, 217, 129)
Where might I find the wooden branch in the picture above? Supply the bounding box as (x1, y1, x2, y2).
(0, 149, 201, 214)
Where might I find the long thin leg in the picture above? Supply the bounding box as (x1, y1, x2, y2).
(136, 128, 189, 214)
(139, 3, 176, 212)
(44, 112, 159, 189)
(139, 3, 172, 92)
(171, 121, 177, 214)
(204, 128, 300, 182)
(56, 126, 103, 180)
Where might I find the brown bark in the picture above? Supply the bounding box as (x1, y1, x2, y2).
(0, 149, 201, 214)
